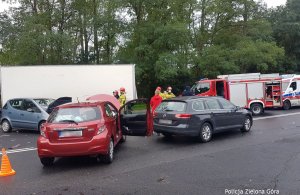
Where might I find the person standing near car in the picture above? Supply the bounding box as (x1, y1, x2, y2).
(156, 86, 165, 100)
(164, 86, 176, 99)
(149, 90, 162, 136)
(182, 86, 193, 96)
(119, 87, 126, 106)
(150, 90, 163, 113)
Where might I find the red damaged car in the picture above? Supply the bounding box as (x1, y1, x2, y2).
(37, 98, 151, 166)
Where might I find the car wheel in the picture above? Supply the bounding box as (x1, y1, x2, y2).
(241, 115, 252, 132)
(102, 138, 114, 164)
(38, 120, 46, 132)
(40, 157, 54, 166)
(250, 103, 263, 115)
(1, 120, 12, 133)
(283, 100, 291, 110)
(199, 122, 212, 143)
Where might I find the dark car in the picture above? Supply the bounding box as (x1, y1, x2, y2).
(46, 97, 72, 114)
(153, 96, 252, 142)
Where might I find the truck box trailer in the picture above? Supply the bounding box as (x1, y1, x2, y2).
(0, 64, 137, 106)
(192, 73, 284, 115)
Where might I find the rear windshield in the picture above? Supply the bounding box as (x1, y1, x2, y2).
(156, 101, 186, 112)
(48, 107, 101, 123)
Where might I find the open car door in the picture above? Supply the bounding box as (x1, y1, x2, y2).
(119, 99, 153, 136)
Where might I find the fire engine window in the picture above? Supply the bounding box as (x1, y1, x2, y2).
(290, 82, 297, 91)
(195, 83, 210, 95)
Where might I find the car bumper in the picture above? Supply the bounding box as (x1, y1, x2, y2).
(37, 131, 110, 158)
(154, 124, 199, 136)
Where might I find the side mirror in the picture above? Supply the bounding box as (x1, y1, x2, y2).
(288, 87, 294, 93)
(27, 108, 34, 112)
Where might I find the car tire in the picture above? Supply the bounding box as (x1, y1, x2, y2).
(199, 122, 213, 143)
(1, 120, 12, 133)
(38, 120, 46, 132)
(283, 100, 291, 110)
(241, 115, 252, 132)
(101, 138, 114, 164)
(250, 103, 263, 115)
(40, 157, 54, 166)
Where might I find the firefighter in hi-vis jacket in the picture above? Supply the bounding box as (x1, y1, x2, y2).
(119, 87, 126, 106)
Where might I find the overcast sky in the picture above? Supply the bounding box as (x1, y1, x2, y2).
(0, 0, 287, 13)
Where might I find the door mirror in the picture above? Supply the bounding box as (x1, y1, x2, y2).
(288, 87, 293, 93)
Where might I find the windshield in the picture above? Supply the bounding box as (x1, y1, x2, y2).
(194, 82, 210, 95)
(34, 99, 54, 107)
(156, 101, 186, 112)
(48, 107, 101, 123)
(282, 82, 290, 92)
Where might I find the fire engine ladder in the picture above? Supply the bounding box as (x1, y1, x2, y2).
(217, 73, 280, 81)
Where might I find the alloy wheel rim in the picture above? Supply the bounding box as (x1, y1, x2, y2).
(2, 122, 9, 132)
(244, 118, 251, 130)
(202, 125, 211, 140)
(253, 107, 260, 114)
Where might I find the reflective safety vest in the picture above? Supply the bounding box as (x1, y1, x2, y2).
(159, 92, 166, 100)
(164, 92, 175, 99)
(119, 93, 126, 106)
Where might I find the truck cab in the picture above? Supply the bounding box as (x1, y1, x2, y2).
(192, 79, 229, 99)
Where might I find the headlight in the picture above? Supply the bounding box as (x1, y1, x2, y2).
(97, 125, 106, 134)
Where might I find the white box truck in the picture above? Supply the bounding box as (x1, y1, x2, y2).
(0, 64, 137, 105)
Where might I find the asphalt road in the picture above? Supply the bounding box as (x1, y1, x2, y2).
(1, 108, 300, 195)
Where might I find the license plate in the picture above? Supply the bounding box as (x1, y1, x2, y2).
(159, 119, 172, 124)
(59, 131, 82, 138)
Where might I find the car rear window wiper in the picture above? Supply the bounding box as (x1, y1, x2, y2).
(164, 109, 175, 112)
(60, 120, 78, 125)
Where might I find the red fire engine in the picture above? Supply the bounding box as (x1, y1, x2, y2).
(192, 73, 283, 115)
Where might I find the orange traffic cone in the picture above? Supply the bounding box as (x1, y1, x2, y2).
(0, 148, 16, 177)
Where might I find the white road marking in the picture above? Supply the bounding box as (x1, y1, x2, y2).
(0, 135, 10, 138)
(254, 112, 300, 121)
(0, 147, 37, 155)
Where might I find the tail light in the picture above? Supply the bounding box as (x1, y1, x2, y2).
(40, 130, 47, 138)
(97, 125, 106, 135)
(175, 114, 192, 119)
(40, 125, 47, 138)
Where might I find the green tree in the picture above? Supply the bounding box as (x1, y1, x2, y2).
(269, 0, 300, 72)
